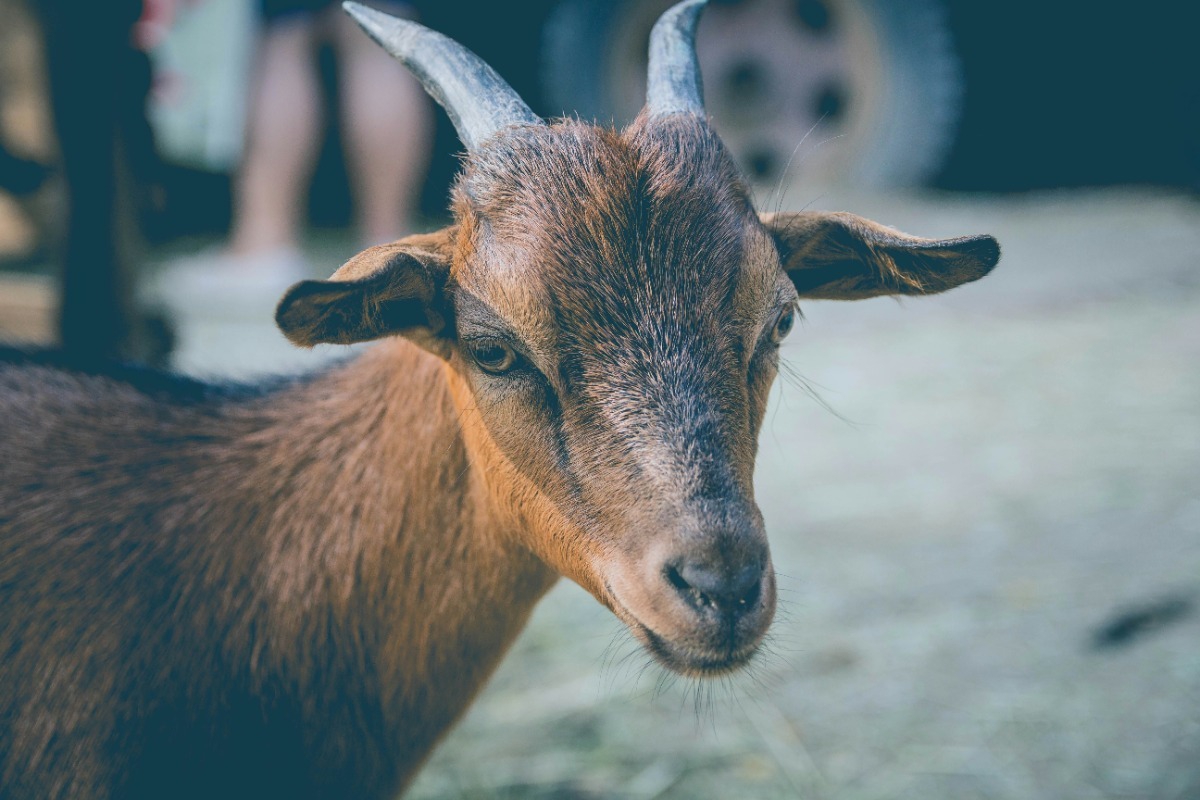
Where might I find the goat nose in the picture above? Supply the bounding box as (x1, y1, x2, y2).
(665, 559, 763, 615)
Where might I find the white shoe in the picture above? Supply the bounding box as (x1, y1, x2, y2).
(151, 246, 312, 322)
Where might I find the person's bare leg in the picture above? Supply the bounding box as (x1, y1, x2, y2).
(333, 5, 432, 246)
(228, 18, 322, 256)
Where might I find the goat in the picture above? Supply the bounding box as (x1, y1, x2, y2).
(0, 1, 1000, 797)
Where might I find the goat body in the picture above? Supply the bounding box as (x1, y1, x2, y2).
(0, 344, 551, 797)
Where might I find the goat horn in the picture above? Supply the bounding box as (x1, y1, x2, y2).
(342, 2, 543, 150)
(646, 0, 708, 117)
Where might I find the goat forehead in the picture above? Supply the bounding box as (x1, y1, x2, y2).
(457, 119, 772, 372)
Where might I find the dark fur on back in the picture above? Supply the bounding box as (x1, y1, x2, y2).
(0, 345, 250, 404)
(0, 348, 327, 796)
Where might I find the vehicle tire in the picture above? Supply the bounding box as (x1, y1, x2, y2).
(541, 0, 963, 189)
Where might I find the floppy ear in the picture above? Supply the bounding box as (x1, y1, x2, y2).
(276, 228, 454, 354)
(761, 211, 1000, 300)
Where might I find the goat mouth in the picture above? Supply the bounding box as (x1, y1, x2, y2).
(639, 626, 760, 677)
(604, 583, 762, 677)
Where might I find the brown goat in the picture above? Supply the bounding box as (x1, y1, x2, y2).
(0, 1, 1000, 797)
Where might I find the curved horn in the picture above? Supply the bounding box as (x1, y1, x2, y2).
(343, 2, 543, 150)
(646, 0, 708, 117)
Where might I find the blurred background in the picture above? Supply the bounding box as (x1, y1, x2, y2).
(0, 0, 1196, 797)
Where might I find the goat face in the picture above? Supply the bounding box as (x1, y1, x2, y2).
(275, 0, 999, 676)
(449, 116, 786, 674)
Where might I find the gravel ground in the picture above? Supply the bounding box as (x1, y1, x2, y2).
(158, 188, 1200, 800)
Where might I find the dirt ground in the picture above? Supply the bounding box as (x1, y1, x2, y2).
(153, 187, 1200, 799)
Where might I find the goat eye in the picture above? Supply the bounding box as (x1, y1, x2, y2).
(469, 341, 518, 374)
(771, 306, 796, 343)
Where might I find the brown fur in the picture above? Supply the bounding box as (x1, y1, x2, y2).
(0, 113, 998, 798)
(0, 343, 551, 797)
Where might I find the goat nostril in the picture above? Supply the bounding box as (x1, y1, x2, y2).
(667, 561, 764, 614)
(665, 564, 690, 593)
(737, 576, 762, 607)
(665, 564, 716, 610)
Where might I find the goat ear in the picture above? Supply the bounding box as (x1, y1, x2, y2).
(275, 229, 453, 352)
(761, 211, 1000, 300)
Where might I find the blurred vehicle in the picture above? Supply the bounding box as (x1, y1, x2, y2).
(542, 0, 964, 188)
(540, 0, 1197, 193)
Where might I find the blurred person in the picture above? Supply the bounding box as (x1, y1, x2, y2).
(0, 139, 51, 261)
(0, 141, 50, 199)
(29, 0, 172, 365)
(176, 0, 433, 291)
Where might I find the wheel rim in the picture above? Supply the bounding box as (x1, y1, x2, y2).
(599, 0, 937, 190)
